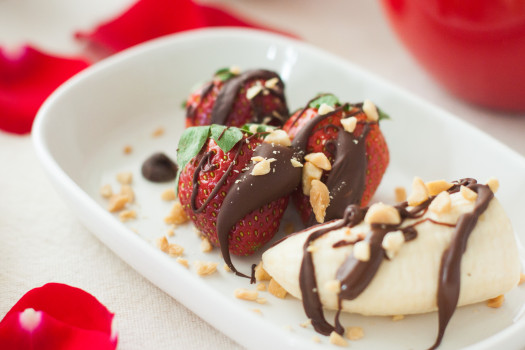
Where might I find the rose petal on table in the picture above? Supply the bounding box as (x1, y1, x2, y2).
(75, 0, 296, 58)
(0, 283, 117, 350)
(0, 46, 89, 135)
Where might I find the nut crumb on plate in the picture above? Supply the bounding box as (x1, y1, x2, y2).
(116, 171, 133, 185)
(123, 145, 133, 154)
(120, 184, 134, 203)
(200, 237, 213, 253)
(234, 288, 258, 301)
(256, 283, 266, 291)
(486, 294, 504, 308)
(161, 188, 176, 201)
(156, 236, 169, 253)
(100, 184, 113, 198)
(329, 331, 348, 347)
(168, 243, 184, 257)
(345, 326, 364, 341)
(164, 201, 189, 225)
(194, 261, 218, 276)
(176, 258, 189, 268)
(392, 315, 405, 321)
(119, 209, 137, 222)
(151, 127, 165, 137)
(268, 278, 287, 299)
(107, 194, 129, 212)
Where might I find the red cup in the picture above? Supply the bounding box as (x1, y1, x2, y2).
(380, 0, 525, 112)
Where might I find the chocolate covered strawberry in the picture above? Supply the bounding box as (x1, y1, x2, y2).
(176, 124, 301, 277)
(283, 94, 390, 225)
(184, 67, 289, 128)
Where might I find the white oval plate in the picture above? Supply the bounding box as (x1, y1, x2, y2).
(32, 28, 525, 350)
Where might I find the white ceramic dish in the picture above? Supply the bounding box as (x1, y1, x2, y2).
(32, 28, 525, 350)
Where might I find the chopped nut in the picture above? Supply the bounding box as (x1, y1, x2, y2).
(107, 195, 129, 212)
(176, 257, 189, 268)
(345, 326, 364, 341)
(312, 336, 321, 343)
(120, 184, 134, 203)
(487, 177, 500, 193)
(290, 158, 303, 168)
(229, 65, 241, 75)
(116, 172, 133, 185)
(302, 161, 323, 196)
(381, 230, 404, 259)
(251, 156, 265, 162)
(164, 201, 189, 225)
(461, 185, 478, 202)
(341, 116, 357, 133)
(256, 283, 266, 291)
(304, 152, 331, 171)
(310, 180, 330, 223)
(119, 209, 137, 222)
(325, 280, 341, 294)
(248, 124, 259, 134)
(246, 83, 263, 100)
(255, 263, 272, 281)
(394, 186, 406, 202)
(264, 77, 279, 89)
(306, 243, 318, 253)
(318, 103, 335, 115)
(487, 294, 504, 308)
(429, 191, 452, 214)
(425, 179, 453, 196)
(156, 236, 169, 253)
(168, 243, 184, 257)
(234, 288, 258, 301)
(200, 237, 213, 253)
(364, 202, 401, 225)
(167, 229, 175, 237)
(123, 145, 133, 154)
(161, 188, 176, 201)
(151, 127, 165, 137)
(407, 177, 429, 206)
(329, 331, 348, 347)
(392, 315, 405, 321)
(251, 308, 262, 314)
(264, 129, 291, 146)
(353, 241, 370, 262)
(362, 99, 379, 122)
(223, 263, 232, 272)
(194, 261, 218, 276)
(100, 184, 113, 198)
(519, 273, 525, 285)
(268, 278, 287, 299)
(251, 159, 272, 176)
(300, 319, 312, 328)
(255, 297, 267, 304)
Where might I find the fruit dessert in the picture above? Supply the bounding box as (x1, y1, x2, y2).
(283, 94, 389, 226)
(261, 177, 520, 349)
(184, 67, 289, 128)
(176, 124, 302, 278)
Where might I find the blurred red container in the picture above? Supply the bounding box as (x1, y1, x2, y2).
(381, 0, 525, 112)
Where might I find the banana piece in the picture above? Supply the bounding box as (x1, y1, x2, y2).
(262, 191, 520, 316)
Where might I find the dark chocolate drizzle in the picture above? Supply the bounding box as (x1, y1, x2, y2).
(210, 69, 288, 126)
(295, 178, 493, 349)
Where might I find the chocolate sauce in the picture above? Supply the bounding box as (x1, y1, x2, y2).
(210, 69, 288, 126)
(141, 152, 178, 182)
(295, 179, 493, 349)
(216, 143, 302, 277)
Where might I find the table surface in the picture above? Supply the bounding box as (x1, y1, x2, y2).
(1, 1, 524, 349)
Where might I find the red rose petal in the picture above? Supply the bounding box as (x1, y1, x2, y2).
(0, 283, 117, 350)
(0, 46, 89, 135)
(76, 0, 297, 58)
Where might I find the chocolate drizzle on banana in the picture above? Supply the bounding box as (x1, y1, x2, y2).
(296, 178, 493, 350)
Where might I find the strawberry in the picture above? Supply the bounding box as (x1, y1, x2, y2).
(176, 124, 301, 277)
(283, 94, 390, 225)
(184, 67, 289, 128)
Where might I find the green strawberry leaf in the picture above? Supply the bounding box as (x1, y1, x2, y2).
(377, 106, 391, 121)
(175, 126, 211, 191)
(309, 94, 340, 109)
(180, 99, 187, 109)
(240, 123, 277, 135)
(214, 67, 236, 82)
(210, 125, 244, 153)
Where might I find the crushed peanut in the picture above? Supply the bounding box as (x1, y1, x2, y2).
(164, 201, 189, 225)
(392, 315, 405, 321)
(345, 326, 364, 341)
(229, 66, 241, 75)
(167, 229, 175, 237)
(251, 158, 272, 176)
(394, 186, 406, 202)
(151, 127, 165, 137)
(255, 263, 272, 281)
(353, 241, 371, 262)
(156, 236, 169, 253)
(194, 261, 218, 276)
(487, 177, 500, 193)
(519, 273, 525, 285)
(255, 298, 267, 304)
(381, 230, 404, 259)
(223, 263, 232, 272)
(407, 177, 429, 206)
(341, 116, 357, 133)
(256, 283, 267, 291)
(364, 202, 401, 225)
(329, 331, 348, 347)
(310, 179, 330, 223)
(246, 83, 263, 100)
(119, 210, 137, 222)
(306, 243, 318, 253)
(161, 188, 176, 201)
(362, 99, 379, 122)
(290, 158, 303, 168)
(264, 77, 279, 89)
(200, 237, 213, 253)
(487, 294, 504, 308)
(302, 162, 323, 196)
(429, 191, 452, 214)
(107, 194, 129, 212)
(460, 185, 478, 202)
(176, 257, 189, 268)
(168, 243, 184, 257)
(324, 280, 341, 294)
(123, 145, 133, 154)
(100, 184, 113, 198)
(251, 156, 265, 162)
(120, 184, 134, 203)
(251, 308, 262, 315)
(116, 172, 133, 185)
(318, 103, 335, 115)
(304, 152, 331, 171)
(425, 179, 453, 196)
(268, 278, 287, 299)
(264, 129, 291, 146)
(312, 335, 321, 343)
(234, 288, 259, 301)
(300, 319, 312, 328)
